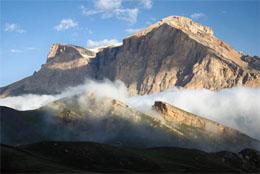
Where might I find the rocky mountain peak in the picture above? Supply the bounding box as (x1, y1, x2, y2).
(129, 16, 244, 68)
(131, 16, 213, 38)
(46, 44, 96, 64)
(42, 43, 97, 71)
(160, 16, 214, 36)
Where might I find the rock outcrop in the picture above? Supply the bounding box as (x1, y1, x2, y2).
(241, 55, 260, 71)
(152, 101, 259, 151)
(153, 101, 238, 135)
(1, 16, 259, 97)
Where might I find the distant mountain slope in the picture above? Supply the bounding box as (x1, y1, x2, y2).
(0, 16, 259, 97)
(1, 142, 259, 173)
(1, 95, 259, 152)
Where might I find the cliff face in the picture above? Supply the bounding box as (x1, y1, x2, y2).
(1, 16, 259, 97)
(94, 16, 259, 95)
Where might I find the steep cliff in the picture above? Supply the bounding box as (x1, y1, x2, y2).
(1, 16, 259, 97)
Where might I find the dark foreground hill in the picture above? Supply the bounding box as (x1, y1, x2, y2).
(1, 141, 260, 173)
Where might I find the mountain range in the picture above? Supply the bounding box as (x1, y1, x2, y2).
(1, 16, 260, 173)
(0, 16, 259, 97)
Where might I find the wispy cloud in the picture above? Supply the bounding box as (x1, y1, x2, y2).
(81, 0, 151, 24)
(125, 27, 144, 34)
(54, 19, 78, 31)
(10, 47, 37, 53)
(87, 39, 121, 48)
(139, 0, 153, 9)
(113, 8, 139, 24)
(87, 29, 93, 35)
(221, 10, 227, 14)
(10, 49, 23, 53)
(145, 17, 156, 25)
(4, 23, 26, 33)
(26, 47, 37, 50)
(190, 12, 207, 20)
(95, 0, 122, 11)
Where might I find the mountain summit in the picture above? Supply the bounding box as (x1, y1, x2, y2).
(1, 16, 259, 97)
(131, 16, 242, 65)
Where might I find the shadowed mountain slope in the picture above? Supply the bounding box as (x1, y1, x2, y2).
(1, 95, 259, 152)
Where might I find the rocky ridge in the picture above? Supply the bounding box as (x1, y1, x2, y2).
(1, 94, 259, 151)
(152, 101, 259, 151)
(153, 101, 249, 136)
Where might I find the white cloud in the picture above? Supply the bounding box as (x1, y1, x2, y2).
(114, 8, 139, 24)
(54, 19, 78, 31)
(10, 47, 36, 53)
(87, 39, 121, 48)
(95, 0, 122, 11)
(125, 27, 143, 34)
(81, 0, 139, 24)
(139, 0, 153, 9)
(190, 12, 206, 20)
(26, 47, 36, 50)
(4, 23, 26, 33)
(81, 7, 101, 16)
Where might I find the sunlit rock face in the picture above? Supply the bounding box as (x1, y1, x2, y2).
(94, 16, 260, 95)
(152, 101, 259, 152)
(1, 16, 259, 97)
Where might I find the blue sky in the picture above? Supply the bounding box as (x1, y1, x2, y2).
(1, 0, 259, 87)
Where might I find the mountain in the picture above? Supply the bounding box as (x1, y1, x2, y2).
(1, 142, 259, 173)
(1, 16, 259, 97)
(0, 44, 96, 97)
(1, 94, 258, 152)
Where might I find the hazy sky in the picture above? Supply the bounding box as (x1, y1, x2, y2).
(1, 0, 259, 86)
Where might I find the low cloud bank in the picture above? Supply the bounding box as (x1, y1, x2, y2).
(0, 79, 259, 140)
